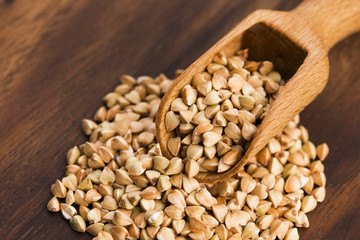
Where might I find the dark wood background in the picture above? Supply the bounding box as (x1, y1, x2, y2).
(0, 0, 359, 239)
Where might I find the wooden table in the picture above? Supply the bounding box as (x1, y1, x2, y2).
(0, 0, 359, 239)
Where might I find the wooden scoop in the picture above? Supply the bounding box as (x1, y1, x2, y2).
(156, 0, 360, 183)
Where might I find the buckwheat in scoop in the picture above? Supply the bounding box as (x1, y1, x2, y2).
(165, 49, 285, 173)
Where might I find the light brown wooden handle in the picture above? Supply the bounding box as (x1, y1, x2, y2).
(292, 0, 360, 51)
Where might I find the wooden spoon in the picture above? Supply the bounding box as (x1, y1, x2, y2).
(156, 0, 360, 183)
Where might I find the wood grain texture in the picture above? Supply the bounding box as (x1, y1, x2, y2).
(0, 0, 359, 239)
(294, 0, 360, 51)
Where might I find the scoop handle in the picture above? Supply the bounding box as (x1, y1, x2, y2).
(292, 0, 360, 51)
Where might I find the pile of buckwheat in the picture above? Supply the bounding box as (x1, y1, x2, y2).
(47, 49, 329, 240)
